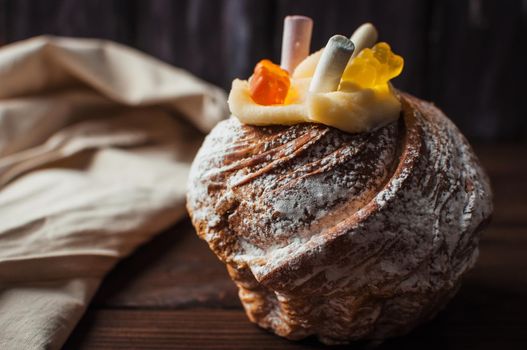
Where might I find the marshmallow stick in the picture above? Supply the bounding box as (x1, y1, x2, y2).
(350, 23, 378, 58)
(309, 35, 355, 93)
(280, 16, 313, 74)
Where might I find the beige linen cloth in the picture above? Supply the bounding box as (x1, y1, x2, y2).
(0, 36, 227, 349)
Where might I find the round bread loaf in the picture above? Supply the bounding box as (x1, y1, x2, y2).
(186, 93, 493, 344)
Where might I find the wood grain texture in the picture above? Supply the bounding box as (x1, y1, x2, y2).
(474, 144, 527, 225)
(63, 144, 527, 349)
(91, 219, 240, 309)
(64, 225, 527, 349)
(427, 0, 527, 140)
(0, 0, 525, 140)
(0, 0, 135, 44)
(63, 301, 527, 350)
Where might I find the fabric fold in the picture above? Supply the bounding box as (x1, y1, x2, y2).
(0, 36, 227, 349)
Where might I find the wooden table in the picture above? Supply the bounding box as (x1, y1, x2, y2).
(64, 144, 527, 350)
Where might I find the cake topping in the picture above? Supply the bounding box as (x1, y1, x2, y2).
(349, 23, 378, 59)
(309, 35, 355, 93)
(280, 16, 313, 74)
(342, 42, 403, 90)
(228, 19, 405, 133)
(249, 60, 291, 105)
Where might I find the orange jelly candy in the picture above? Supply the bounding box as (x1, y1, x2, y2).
(249, 59, 290, 105)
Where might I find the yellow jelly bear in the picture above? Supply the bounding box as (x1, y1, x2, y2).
(341, 42, 403, 90)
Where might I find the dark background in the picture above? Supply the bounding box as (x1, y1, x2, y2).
(1, 2, 526, 348)
(0, 0, 525, 141)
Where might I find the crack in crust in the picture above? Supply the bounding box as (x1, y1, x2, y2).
(186, 93, 493, 344)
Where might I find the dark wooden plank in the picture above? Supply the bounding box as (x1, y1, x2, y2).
(474, 144, 527, 176)
(65, 223, 527, 349)
(0, 0, 7, 46)
(1, 0, 526, 140)
(65, 268, 527, 350)
(2, 0, 135, 45)
(474, 144, 527, 225)
(134, 0, 275, 89)
(91, 222, 527, 310)
(427, 0, 527, 140)
(64, 309, 344, 350)
(91, 219, 240, 309)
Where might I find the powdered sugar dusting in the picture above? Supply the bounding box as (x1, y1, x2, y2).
(186, 93, 493, 344)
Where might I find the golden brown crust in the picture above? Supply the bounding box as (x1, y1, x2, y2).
(186, 93, 493, 344)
